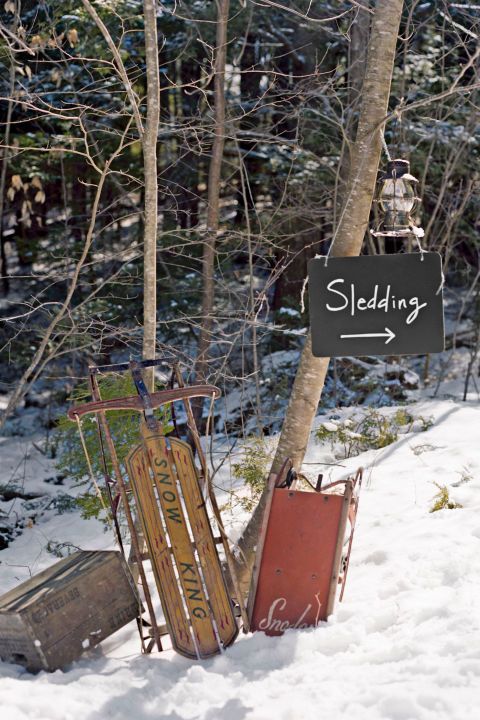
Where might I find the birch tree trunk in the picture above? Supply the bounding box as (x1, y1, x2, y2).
(194, 0, 229, 387)
(142, 0, 160, 390)
(234, 0, 405, 595)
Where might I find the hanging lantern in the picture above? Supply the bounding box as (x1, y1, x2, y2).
(374, 159, 420, 235)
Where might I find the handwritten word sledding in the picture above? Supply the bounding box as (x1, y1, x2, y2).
(325, 280, 427, 325)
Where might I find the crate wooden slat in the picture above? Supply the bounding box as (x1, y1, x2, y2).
(0, 550, 140, 672)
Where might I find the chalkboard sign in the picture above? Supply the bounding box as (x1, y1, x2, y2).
(308, 252, 445, 358)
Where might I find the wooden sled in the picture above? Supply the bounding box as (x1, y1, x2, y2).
(68, 359, 247, 659)
(248, 463, 362, 635)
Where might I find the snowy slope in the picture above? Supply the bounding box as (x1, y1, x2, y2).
(1, 397, 480, 720)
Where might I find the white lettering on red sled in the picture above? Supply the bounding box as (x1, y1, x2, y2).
(257, 595, 322, 632)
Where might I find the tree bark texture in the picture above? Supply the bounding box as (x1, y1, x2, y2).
(336, 0, 371, 208)
(142, 0, 160, 390)
(348, 3, 371, 109)
(234, 0, 405, 596)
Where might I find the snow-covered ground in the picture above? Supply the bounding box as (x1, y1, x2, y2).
(1, 385, 479, 718)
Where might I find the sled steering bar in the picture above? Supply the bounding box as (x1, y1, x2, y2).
(67, 385, 221, 421)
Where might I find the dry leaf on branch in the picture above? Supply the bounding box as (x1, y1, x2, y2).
(21, 201, 30, 217)
(66, 28, 79, 47)
(11, 175, 23, 191)
(30, 34, 44, 50)
(50, 69, 62, 88)
(50, 32, 65, 48)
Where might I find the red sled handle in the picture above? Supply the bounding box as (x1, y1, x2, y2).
(67, 385, 221, 420)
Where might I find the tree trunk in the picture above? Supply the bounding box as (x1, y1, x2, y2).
(175, 54, 201, 230)
(142, 0, 160, 390)
(235, 31, 263, 224)
(335, 2, 371, 223)
(349, 3, 371, 108)
(0, 4, 19, 297)
(192, 0, 229, 419)
(234, 0, 405, 596)
(0, 61, 14, 296)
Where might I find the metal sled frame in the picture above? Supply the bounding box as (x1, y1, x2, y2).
(68, 358, 248, 658)
(247, 463, 362, 635)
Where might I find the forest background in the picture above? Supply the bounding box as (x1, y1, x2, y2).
(0, 0, 479, 491)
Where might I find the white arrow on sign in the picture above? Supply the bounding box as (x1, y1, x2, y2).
(340, 327, 396, 345)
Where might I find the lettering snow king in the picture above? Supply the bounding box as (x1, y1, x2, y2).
(153, 456, 182, 523)
(180, 563, 207, 618)
(153, 454, 209, 620)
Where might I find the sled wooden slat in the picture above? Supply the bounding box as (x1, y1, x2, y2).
(248, 481, 353, 635)
(126, 446, 195, 658)
(141, 425, 220, 659)
(169, 437, 238, 649)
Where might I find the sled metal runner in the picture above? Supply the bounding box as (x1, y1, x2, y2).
(68, 358, 246, 659)
(248, 464, 362, 635)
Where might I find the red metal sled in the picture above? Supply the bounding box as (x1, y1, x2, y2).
(248, 466, 362, 635)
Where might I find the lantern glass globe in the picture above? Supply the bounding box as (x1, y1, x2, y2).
(377, 159, 419, 231)
(379, 177, 417, 214)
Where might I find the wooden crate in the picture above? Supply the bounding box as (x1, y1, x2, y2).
(0, 550, 140, 672)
